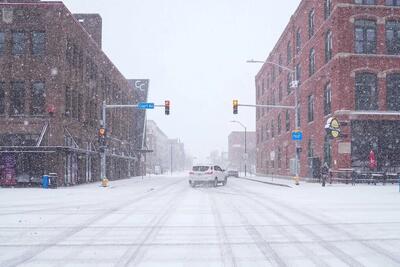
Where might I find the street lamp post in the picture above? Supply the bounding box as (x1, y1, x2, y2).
(247, 59, 300, 185)
(230, 120, 247, 177)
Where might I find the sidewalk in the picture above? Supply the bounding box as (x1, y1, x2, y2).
(235, 174, 297, 188)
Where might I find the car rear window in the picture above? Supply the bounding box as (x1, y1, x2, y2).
(192, 166, 209, 171)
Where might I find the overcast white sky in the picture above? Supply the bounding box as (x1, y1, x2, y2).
(54, 0, 300, 161)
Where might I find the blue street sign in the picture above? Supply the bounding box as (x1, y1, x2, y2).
(292, 131, 303, 141)
(138, 102, 155, 109)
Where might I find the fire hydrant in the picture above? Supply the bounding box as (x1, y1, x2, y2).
(101, 178, 109, 187)
(294, 176, 300, 185)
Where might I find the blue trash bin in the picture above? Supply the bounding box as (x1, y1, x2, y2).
(42, 175, 49, 188)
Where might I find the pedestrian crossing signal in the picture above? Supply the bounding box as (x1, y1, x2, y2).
(233, 100, 238, 114)
(165, 100, 170, 115)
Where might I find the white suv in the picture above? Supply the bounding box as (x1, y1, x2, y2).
(189, 165, 227, 187)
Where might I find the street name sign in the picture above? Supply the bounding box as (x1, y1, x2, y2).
(138, 102, 155, 109)
(292, 131, 303, 141)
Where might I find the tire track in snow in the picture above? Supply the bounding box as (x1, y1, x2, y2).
(208, 191, 238, 267)
(1, 179, 184, 267)
(229, 182, 365, 267)
(233, 182, 400, 265)
(115, 186, 188, 267)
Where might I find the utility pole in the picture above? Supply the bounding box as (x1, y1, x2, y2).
(246, 59, 301, 185)
(100, 101, 169, 184)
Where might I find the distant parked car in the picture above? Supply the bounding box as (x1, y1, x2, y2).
(225, 170, 239, 178)
(189, 165, 227, 187)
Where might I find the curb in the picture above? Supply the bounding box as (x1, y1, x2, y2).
(236, 177, 292, 188)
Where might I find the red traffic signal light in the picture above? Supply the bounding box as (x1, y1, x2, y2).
(233, 100, 238, 114)
(165, 100, 170, 115)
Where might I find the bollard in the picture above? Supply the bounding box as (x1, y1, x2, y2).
(101, 178, 109, 187)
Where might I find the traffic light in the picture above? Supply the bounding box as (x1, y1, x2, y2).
(98, 127, 106, 151)
(165, 100, 170, 115)
(233, 100, 238, 114)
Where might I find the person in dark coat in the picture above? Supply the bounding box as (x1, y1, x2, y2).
(321, 162, 329, 187)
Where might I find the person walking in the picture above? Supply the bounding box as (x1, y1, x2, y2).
(321, 162, 330, 187)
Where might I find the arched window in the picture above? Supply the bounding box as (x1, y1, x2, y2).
(325, 30, 333, 62)
(355, 19, 376, 54)
(308, 9, 315, 39)
(287, 42, 292, 64)
(324, 0, 332, 19)
(387, 73, 400, 110)
(296, 29, 301, 54)
(355, 72, 378, 110)
(324, 83, 332, 115)
(309, 48, 316, 76)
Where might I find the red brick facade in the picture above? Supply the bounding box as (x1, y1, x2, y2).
(0, 1, 147, 185)
(255, 0, 400, 178)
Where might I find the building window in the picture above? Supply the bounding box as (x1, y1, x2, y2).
(325, 0, 332, 19)
(325, 30, 333, 62)
(277, 113, 282, 135)
(355, 73, 378, 110)
(278, 55, 282, 73)
(65, 86, 72, 117)
(386, 21, 400, 55)
(78, 93, 84, 121)
(10, 81, 25, 116)
(387, 73, 400, 111)
(295, 63, 302, 84)
(324, 83, 332, 115)
(355, 20, 376, 54)
(32, 31, 45, 55)
(0, 82, 5, 115)
(307, 139, 315, 158)
(307, 95, 314, 122)
(12, 32, 25, 55)
(355, 0, 376, 4)
(285, 110, 290, 132)
(309, 48, 315, 76)
(271, 120, 275, 138)
(287, 42, 292, 64)
(296, 29, 301, 54)
(272, 66, 276, 82)
(265, 124, 269, 141)
(308, 9, 315, 39)
(260, 127, 264, 142)
(261, 79, 265, 95)
(66, 39, 73, 64)
(278, 82, 283, 103)
(277, 147, 282, 169)
(287, 72, 292, 95)
(31, 82, 45, 115)
(72, 90, 79, 120)
(386, 0, 400, 5)
(0, 32, 5, 55)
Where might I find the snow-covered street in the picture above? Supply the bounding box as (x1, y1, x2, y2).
(0, 175, 399, 267)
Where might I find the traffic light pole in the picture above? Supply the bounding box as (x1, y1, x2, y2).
(100, 101, 168, 183)
(235, 80, 300, 184)
(101, 101, 107, 182)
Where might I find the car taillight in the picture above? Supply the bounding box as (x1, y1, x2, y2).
(189, 171, 194, 175)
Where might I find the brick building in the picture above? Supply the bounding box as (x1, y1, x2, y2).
(228, 131, 256, 174)
(0, 0, 148, 185)
(255, 0, 400, 178)
(146, 120, 169, 174)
